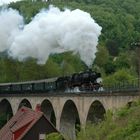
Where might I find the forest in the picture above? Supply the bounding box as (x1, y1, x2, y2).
(0, 0, 139, 86)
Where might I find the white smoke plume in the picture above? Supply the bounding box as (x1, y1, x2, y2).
(0, 6, 102, 66)
(0, 0, 22, 6)
(0, 8, 23, 52)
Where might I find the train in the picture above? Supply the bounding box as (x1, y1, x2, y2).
(0, 69, 102, 94)
(56, 69, 102, 92)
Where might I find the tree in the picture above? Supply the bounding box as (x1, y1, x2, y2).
(131, 42, 140, 78)
(44, 58, 62, 78)
(94, 45, 109, 68)
(103, 68, 136, 87)
(106, 40, 119, 56)
(115, 54, 130, 70)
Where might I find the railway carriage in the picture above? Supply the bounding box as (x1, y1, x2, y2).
(0, 70, 102, 93)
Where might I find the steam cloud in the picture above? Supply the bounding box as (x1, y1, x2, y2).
(0, 8, 23, 52)
(0, 6, 102, 66)
(0, 0, 22, 6)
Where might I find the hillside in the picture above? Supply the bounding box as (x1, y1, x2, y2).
(0, 0, 139, 84)
(8, 0, 140, 49)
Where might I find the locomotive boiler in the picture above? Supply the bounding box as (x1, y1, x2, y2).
(56, 69, 102, 92)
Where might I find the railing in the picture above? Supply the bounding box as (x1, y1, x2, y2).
(103, 79, 139, 93)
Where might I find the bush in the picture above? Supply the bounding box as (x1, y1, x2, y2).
(46, 132, 63, 140)
(77, 100, 140, 140)
(103, 68, 137, 87)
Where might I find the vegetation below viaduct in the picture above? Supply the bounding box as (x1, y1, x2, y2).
(46, 100, 140, 140)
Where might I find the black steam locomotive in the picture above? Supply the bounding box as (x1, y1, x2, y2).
(0, 69, 102, 94)
(56, 69, 102, 92)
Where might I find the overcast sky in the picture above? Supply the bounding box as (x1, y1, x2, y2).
(0, 0, 22, 6)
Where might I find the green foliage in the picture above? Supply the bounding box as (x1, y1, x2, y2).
(108, 120, 140, 140)
(116, 106, 133, 117)
(46, 132, 63, 140)
(77, 100, 140, 140)
(77, 111, 116, 140)
(0, 0, 139, 83)
(8, 0, 140, 49)
(103, 68, 137, 86)
(44, 58, 62, 78)
(0, 51, 87, 82)
(106, 40, 119, 56)
(103, 57, 116, 74)
(94, 45, 109, 68)
(52, 52, 86, 74)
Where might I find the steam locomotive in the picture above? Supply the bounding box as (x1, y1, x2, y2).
(0, 69, 102, 94)
(56, 69, 102, 92)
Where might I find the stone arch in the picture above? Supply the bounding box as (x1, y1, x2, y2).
(41, 99, 56, 126)
(86, 100, 106, 124)
(18, 98, 32, 110)
(0, 99, 13, 125)
(60, 100, 80, 140)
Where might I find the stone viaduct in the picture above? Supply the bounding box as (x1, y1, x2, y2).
(0, 91, 140, 139)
